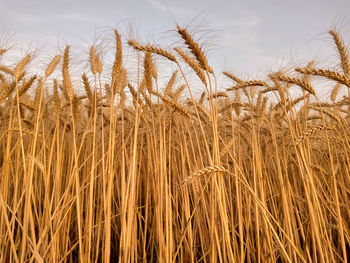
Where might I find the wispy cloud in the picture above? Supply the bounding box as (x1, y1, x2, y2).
(0, 5, 40, 25)
(56, 12, 96, 23)
(145, 0, 168, 13)
(145, 0, 203, 21)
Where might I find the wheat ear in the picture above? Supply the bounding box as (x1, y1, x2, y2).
(296, 124, 334, 144)
(176, 25, 213, 73)
(62, 46, 74, 99)
(223, 71, 243, 84)
(295, 68, 350, 87)
(0, 65, 14, 76)
(274, 73, 316, 95)
(127, 40, 177, 62)
(18, 75, 37, 97)
(164, 70, 178, 96)
(152, 91, 190, 119)
(180, 166, 227, 186)
(329, 30, 350, 77)
(53, 79, 60, 116)
(45, 55, 60, 79)
(331, 83, 342, 102)
(227, 80, 268, 91)
(174, 47, 207, 86)
(14, 54, 31, 80)
(82, 73, 94, 104)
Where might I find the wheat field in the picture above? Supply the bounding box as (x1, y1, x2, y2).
(0, 26, 349, 262)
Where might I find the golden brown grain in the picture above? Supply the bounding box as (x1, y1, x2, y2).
(45, 55, 60, 79)
(174, 47, 207, 85)
(176, 25, 213, 73)
(329, 30, 350, 77)
(0, 25, 349, 263)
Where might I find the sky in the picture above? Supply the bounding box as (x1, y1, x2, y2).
(0, 0, 350, 79)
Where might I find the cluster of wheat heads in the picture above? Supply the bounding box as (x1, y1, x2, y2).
(0, 27, 350, 262)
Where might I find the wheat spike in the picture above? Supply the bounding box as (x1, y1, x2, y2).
(0, 65, 14, 76)
(223, 71, 243, 84)
(296, 124, 334, 144)
(82, 73, 94, 104)
(33, 78, 43, 110)
(90, 46, 103, 75)
(274, 72, 316, 95)
(176, 25, 213, 73)
(53, 79, 60, 116)
(234, 90, 241, 116)
(114, 67, 127, 95)
(286, 94, 309, 112)
(174, 47, 207, 86)
(227, 80, 268, 91)
(120, 89, 126, 106)
(261, 86, 278, 93)
(171, 84, 186, 101)
(14, 54, 31, 80)
(180, 166, 227, 186)
(0, 81, 16, 101)
(164, 70, 178, 96)
(329, 30, 350, 77)
(128, 83, 143, 107)
(90, 46, 98, 75)
(127, 40, 177, 62)
(143, 51, 155, 93)
(71, 95, 79, 122)
(113, 29, 122, 72)
(45, 55, 60, 79)
(153, 91, 190, 119)
(110, 29, 124, 93)
(96, 57, 103, 75)
(219, 100, 247, 115)
(0, 73, 5, 83)
(18, 75, 37, 97)
(295, 67, 350, 87)
(209, 92, 228, 99)
(62, 46, 74, 99)
(269, 77, 287, 105)
(331, 83, 342, 102)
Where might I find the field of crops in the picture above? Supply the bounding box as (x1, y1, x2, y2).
(0, 26, 349, 262)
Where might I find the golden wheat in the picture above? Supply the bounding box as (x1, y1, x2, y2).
(0, 26, 349, 263)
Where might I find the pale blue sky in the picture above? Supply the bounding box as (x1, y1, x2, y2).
(0, 0, 349, 77)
